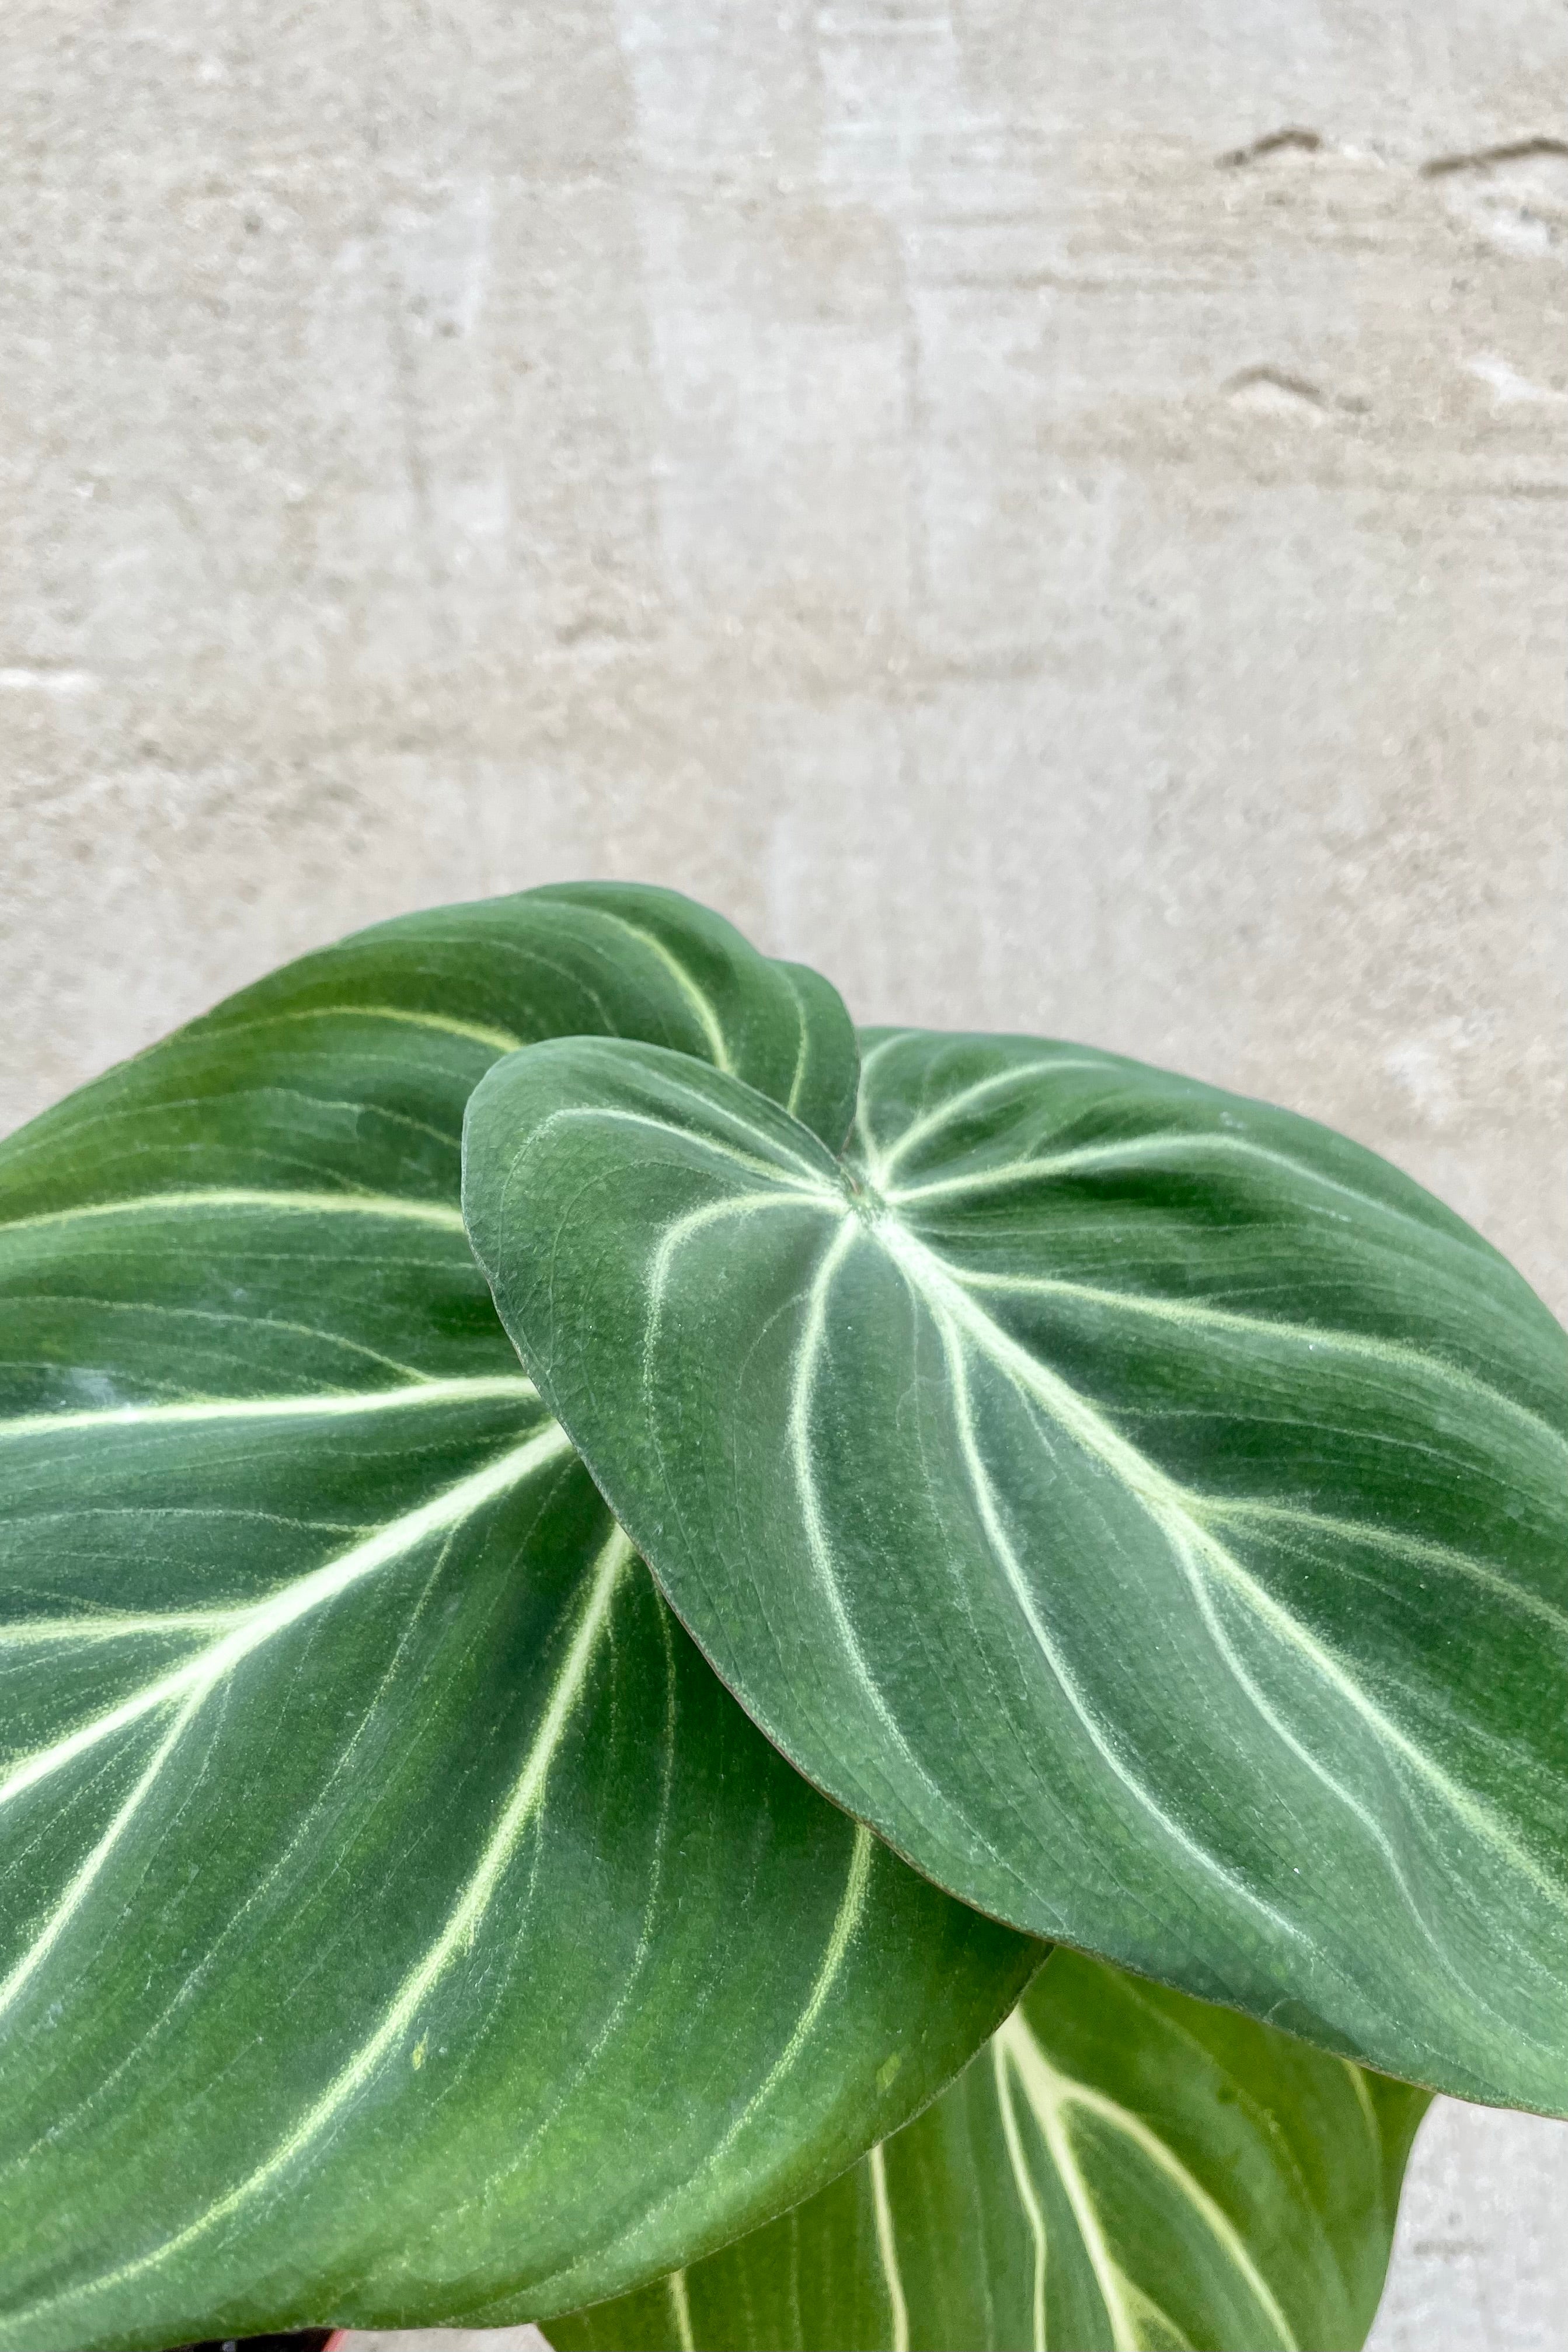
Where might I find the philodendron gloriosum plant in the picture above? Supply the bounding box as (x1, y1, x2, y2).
(0, 885, 1559, 2352)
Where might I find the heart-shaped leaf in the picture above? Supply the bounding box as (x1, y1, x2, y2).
(552, 1947, 1427, 2352)
(0, 897, 1039, 2352)
(464, 1026, 1568, 2113)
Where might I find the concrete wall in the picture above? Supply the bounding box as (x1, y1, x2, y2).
(5, 1, 1566, 2343)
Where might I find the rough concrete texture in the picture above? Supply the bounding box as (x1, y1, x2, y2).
(339, 2337, 546, 2352)
(3, 1, 1566, 2344)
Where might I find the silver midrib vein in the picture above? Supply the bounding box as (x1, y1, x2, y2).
(869, 2140, 910, 2352)
(0, 1372, 538, 1447)
(789, 1225, 923, 1773)
(743, 1177, 1503, 1945)
(992, 2036, 1048, 2352)
(534, 1106, 833, 1193)
(872, 1215, 1564, 1916)
(204, 1002, 525, 1055)
(1209, 1497, 1568, 1648)
(580, 909, 735, 1075)
(860, 1057, 1118, 1186)
(0, 1691, 210, 2019)
(779, 1224, 989, 1849)
(935, 1317, 1299, 1942)
(0, 1424, 574, 1818)
(616, 1086, 1560, 1928)
(19, 1522, 636, 2336)
(667, 2268, 696, 2351)
(998, 2010, 1300, 2351)
(1342, 2058, 1382, 2147)
(881, 1127, 1498, 1266)
(936, 1273, 1528, 1987)
(0, 1187, 468, 1243)
(631, 1171, 975, 1854)
(951, 1263, 1568, 1475)
(778, 970, 813, 1120)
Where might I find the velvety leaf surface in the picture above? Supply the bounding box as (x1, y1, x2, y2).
(0, 897, 1039, 2352)
(463, 1026, 1568, 2112)
(553, 1948, 1428, 2352)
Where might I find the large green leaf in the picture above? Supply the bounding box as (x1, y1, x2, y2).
(0, 896, 1039, 2352)
(463, 1025, 1568, 2113)
(552, 1947, 1428, 2352)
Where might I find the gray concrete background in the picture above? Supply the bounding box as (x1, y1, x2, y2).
(4, 1, 1566, 2343)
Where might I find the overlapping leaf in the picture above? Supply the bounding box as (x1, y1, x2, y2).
(554, 1947, 1427, 2352)
(464, 1026, 1568, 2112)
(0, 895, 1039, 2352)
